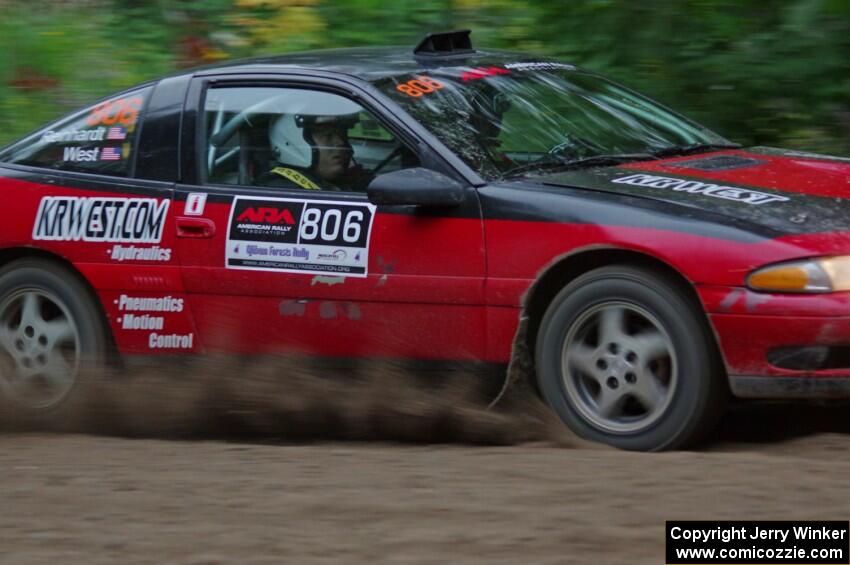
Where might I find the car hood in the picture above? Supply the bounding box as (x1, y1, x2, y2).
(532, 147, 850, 237)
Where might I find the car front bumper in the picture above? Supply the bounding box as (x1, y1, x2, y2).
(699, 285, 850, 398)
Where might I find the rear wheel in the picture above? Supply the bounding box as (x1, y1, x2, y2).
(0, 259, 107, 415)
(535, 265, 726, 451)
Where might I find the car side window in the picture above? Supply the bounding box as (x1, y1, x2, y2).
(0, 86, 152, 177)
(203, 85, 421, 192)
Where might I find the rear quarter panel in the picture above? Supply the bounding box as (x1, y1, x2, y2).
(0, 166, 196, 355)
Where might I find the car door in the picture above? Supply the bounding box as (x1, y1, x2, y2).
(172, 74, 487, 361)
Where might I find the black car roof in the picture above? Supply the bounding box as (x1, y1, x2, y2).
(192, 46, 565, 82)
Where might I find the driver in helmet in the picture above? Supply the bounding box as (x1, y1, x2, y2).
(260, 102, 372, 191)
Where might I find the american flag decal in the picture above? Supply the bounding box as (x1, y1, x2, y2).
(101, 147, 122, 161)
(107, 127, 126, 140)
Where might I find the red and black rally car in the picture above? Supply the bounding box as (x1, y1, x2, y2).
(2, 30, 849, 450)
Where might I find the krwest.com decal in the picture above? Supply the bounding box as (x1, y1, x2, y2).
(32, 196, 169, 243)
(226, 196, 376, 277)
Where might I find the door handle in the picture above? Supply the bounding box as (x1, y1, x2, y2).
(175, 216, 216, 238)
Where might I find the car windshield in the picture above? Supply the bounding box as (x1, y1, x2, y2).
(374, 64, 730, 180)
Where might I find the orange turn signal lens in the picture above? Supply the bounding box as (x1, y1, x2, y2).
(747, 266, 812, 291)
(747, 259, 836, 293)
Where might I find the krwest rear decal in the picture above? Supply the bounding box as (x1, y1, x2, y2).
(225, 196, 376, 277)
(32, 196, 169, 243)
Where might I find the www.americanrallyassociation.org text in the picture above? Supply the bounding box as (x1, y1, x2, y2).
(670, 525, 848, 544)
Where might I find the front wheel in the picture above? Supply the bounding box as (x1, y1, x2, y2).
(535, 265, 726, 451)
(0, 259, 107, 415)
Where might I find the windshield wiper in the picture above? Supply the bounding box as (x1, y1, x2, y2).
(651, 142, 742, 159)
(502, 153, 657, 179)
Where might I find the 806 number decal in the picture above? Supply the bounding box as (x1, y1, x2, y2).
(87, 97, 144, 127)
(299, 203, 369, 247)
(396, 76, 444, 98)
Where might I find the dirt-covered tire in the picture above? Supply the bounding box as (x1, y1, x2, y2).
(0, 258, 107, 418)
(535, 265, 727, 451)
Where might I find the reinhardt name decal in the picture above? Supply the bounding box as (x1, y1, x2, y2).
(33, 196, 169, 243)
(612, 173, 790, 205)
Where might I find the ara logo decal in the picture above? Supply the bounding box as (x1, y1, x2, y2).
(229, 199, 304, 244)
(236, 207, 297, 225)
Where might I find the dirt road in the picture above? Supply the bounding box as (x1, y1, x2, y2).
(2, 402, 850, 565)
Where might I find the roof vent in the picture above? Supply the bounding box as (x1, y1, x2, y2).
(414, 30, 474, 57)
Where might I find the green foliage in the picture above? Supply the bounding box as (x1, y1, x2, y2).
(1, 0, 849, 155)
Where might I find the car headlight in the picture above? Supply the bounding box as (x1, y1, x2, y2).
(747, 256, 850, 293)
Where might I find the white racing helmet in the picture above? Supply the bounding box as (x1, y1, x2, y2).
(269, 91, 362, 168)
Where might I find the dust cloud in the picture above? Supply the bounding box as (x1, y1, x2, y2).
(0, 356, 581, 446)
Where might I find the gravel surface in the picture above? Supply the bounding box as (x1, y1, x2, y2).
(2, 402, 850, 564)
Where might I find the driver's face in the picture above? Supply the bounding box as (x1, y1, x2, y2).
(311, 124, 352, 182)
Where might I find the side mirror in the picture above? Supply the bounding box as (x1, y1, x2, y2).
(366, 168, 465, 207)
